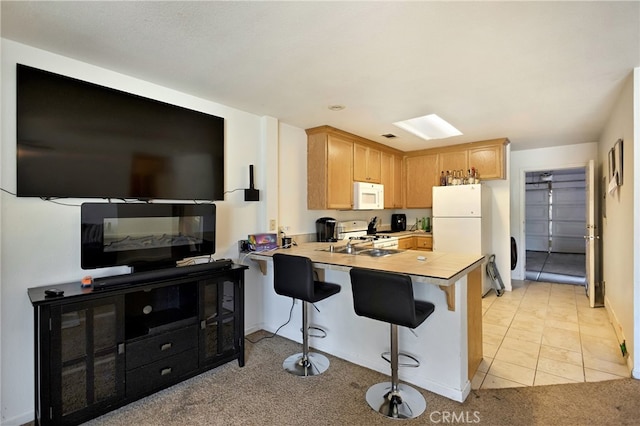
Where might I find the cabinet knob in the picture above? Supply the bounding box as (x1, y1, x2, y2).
(160, 342, 172, 351)
(160, 367, 172, 376)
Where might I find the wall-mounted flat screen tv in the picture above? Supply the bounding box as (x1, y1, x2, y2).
(16, 64, 224, 200)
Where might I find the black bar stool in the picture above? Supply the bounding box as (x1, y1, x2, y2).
(349, 267, 435, 419)
(273, 253, 341, 376)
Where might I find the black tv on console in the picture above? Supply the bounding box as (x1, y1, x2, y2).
(81, 203, 216, 271)
(16, 64, 224, 200)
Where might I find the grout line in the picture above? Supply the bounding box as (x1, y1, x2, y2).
(483, 280, 625, 389)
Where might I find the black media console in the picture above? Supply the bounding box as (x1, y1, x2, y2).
(28, 263, 247, 426)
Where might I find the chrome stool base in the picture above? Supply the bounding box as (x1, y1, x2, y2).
(283, 352, 330, 376)
(365, 382, 427, 420)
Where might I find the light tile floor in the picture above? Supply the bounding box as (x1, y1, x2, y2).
(473, 279, 630, 389)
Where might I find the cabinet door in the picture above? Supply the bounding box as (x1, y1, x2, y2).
(415, 236, 433, 251)
(469, 144, 504, 180)
(327, 136, 354, 209)
(392, 154, 403, 208)
(405, 154, 438, 208)
(200, 275, 243, 366)
(438, 150, 468, 175)
(354, 143, 381, 183)
(50, 296, 124, 423)
(398, 236, 415, 250)
(381, 152, 403, 208)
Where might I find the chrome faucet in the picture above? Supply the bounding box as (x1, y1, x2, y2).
(345, 236, 374, 254)
(345, 240, 355, 254)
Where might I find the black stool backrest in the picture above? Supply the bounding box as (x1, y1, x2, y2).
(350, 268, 420, 328)
(273, 253, 316, 301)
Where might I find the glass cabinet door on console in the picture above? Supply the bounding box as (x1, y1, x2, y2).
(49, 296, 125, 424)
(199, 275, 244, 367)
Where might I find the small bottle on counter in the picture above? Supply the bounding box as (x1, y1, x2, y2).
(440, 171, 447, 186)
(446, 170, 452, 185)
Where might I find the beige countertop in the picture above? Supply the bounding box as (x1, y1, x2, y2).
(250, 241, 483, 288)
(375, 230, 432, 237)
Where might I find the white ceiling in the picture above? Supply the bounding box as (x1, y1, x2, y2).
(2, 1, 639, 152)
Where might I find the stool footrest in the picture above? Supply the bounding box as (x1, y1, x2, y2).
(381, 351, 420, 368)
(300, 325, 328, 339)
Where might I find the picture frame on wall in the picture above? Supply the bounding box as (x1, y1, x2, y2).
(602, 176, 606, 218)
(614, 138, 623, 185)
(608, 146, 616, 183)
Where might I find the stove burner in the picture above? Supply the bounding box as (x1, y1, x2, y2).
(350, 236, 385, 241)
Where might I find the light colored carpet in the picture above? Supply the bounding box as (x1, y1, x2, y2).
(82, 330, 640, 425)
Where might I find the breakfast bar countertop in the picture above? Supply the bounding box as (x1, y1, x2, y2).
(249, 241, 484, 287)
(251, 240, 486, 402)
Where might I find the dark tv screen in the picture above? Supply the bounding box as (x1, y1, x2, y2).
(16, 64, 224, 200)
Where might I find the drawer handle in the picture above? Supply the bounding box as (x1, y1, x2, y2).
(160, 367, 172, 376)
(160, 342, 173, 351)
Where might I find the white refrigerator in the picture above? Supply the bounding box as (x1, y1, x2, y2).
(432, 184, 493, 296)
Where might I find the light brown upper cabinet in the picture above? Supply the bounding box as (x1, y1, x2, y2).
(307, 125, 508, 210)
(405, 153, 438, 208)
(468, 141, 506, 180)
(435, 138, 508, 180)
(307, 131, 353, 210)
(353, 143, 381, 183)
(438, 149, 468, 175)
(380, 152, 404, 209)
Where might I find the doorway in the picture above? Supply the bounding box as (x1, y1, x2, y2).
(524, 167, 587, 285)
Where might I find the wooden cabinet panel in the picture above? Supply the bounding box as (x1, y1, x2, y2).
(354, 143, 381, 183)
(308, 132, 353, 209)
(398, 236, 415, 250)
(415, 235, 433, 251)
(381, 152, 404, 208)
(469, 143, 504, 180)
(308, 126, 507, 211)
(438, 150, 468, 175)
(405, 154, 438, 208)
(327, 136, 354, 208)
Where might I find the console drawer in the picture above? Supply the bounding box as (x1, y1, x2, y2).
(126, 325, 198, 370)
(126, 349, 198, 397)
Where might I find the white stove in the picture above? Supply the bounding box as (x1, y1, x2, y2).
(336, 220, 399, 249)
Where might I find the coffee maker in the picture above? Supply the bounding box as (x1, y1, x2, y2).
(316, 217, 338, 242)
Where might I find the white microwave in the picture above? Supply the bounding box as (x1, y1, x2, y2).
(353, 182, 384, 210)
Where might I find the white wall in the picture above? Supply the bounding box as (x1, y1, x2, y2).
(597, 70, 637, 375)
(510, 142, 598, 280)
(484, 144, 512, 292)
(0, 39, 269, 425)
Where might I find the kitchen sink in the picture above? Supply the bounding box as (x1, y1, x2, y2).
(318, 245, 369, 254)
(318, 245, 404, 257)
(359, 248, 404, 257)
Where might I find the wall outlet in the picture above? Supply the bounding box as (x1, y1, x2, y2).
(269, 219, 276, 231)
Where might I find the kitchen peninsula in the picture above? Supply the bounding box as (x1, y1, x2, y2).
(251, 243, 485, 402)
